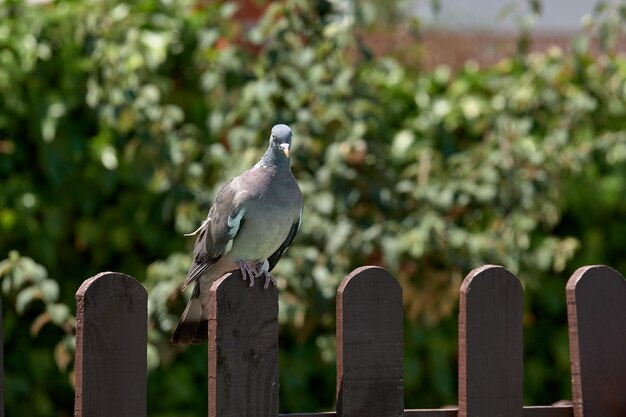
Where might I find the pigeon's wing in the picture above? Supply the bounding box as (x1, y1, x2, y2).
(183, 178, 246, 288)
(267, 206, 302, 272)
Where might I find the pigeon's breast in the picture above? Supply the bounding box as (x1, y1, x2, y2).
(226, 165, 302, 263)
(228, 200, 295, 262)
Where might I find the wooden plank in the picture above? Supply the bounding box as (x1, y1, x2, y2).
(566, 265, 626, 417)
(279, 405, 572, 417)
(279, 413, 337, 417)
(523, 405, 573, 417)
(405, 409, 457, 417)
(208, 271, 279, 417)
(279, 409, 456, 417)
(336, 266, 404, 417)
(459, 265, 523, 417)
(74, 272, 147, 417)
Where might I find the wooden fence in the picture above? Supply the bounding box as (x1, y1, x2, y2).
(5, 264, 626, 417)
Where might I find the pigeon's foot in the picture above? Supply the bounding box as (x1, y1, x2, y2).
(260, 270, 276, 289)
(238, 261, 275, 289)
(239, 262, 258, 287)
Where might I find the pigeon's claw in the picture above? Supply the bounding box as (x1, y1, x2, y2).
(238, 261, 274, 289)
(261, 271, 276, 289)
(239, 262, 258, 287)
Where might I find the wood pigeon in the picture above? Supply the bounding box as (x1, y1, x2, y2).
(171, 124, 303, 344)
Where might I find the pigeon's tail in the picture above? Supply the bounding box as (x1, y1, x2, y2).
(171, 284, 208, 345)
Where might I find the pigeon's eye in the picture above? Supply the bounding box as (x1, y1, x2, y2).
(271, 134, 276, 140)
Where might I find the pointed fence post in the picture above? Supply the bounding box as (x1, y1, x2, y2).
(208, 271, 279, 417)
(566, 265, 626, 417)
(336, 266, 404, 417)
(459, 265, 523, 417)
(74, 272, 147, 417)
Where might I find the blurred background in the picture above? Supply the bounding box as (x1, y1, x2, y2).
(1, 0, 626, 415)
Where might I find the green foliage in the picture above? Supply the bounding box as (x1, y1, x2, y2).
(1, 0, 626, 415)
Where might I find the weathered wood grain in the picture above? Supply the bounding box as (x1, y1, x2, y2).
(74, 272, 147, 417)
(208, 271, 279, 417)
(566, 265, 626, 417)
(336, 266, 404, 417)
(459, 265, 524, 417)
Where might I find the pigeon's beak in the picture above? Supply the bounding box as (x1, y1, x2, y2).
(280, 143, 290, 158)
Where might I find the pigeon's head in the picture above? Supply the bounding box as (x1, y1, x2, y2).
(270, 124, 292, 158)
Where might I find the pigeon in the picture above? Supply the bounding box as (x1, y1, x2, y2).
(171, 124, 303, 344)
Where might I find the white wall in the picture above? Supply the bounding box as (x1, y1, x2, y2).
(414, 0, 607, 31)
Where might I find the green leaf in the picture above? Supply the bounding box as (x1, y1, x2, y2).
(47, 303, 70, 325)
(16, 286, 41, 314)
(39, 279, 59, 303)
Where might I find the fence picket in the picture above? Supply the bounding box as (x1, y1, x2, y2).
(459, 265, 524, 417)
(566, 265, 626, 417)
(208, 271, 279, 417)
(74, 272, 147, 417)
(336, 266, 404, 417)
